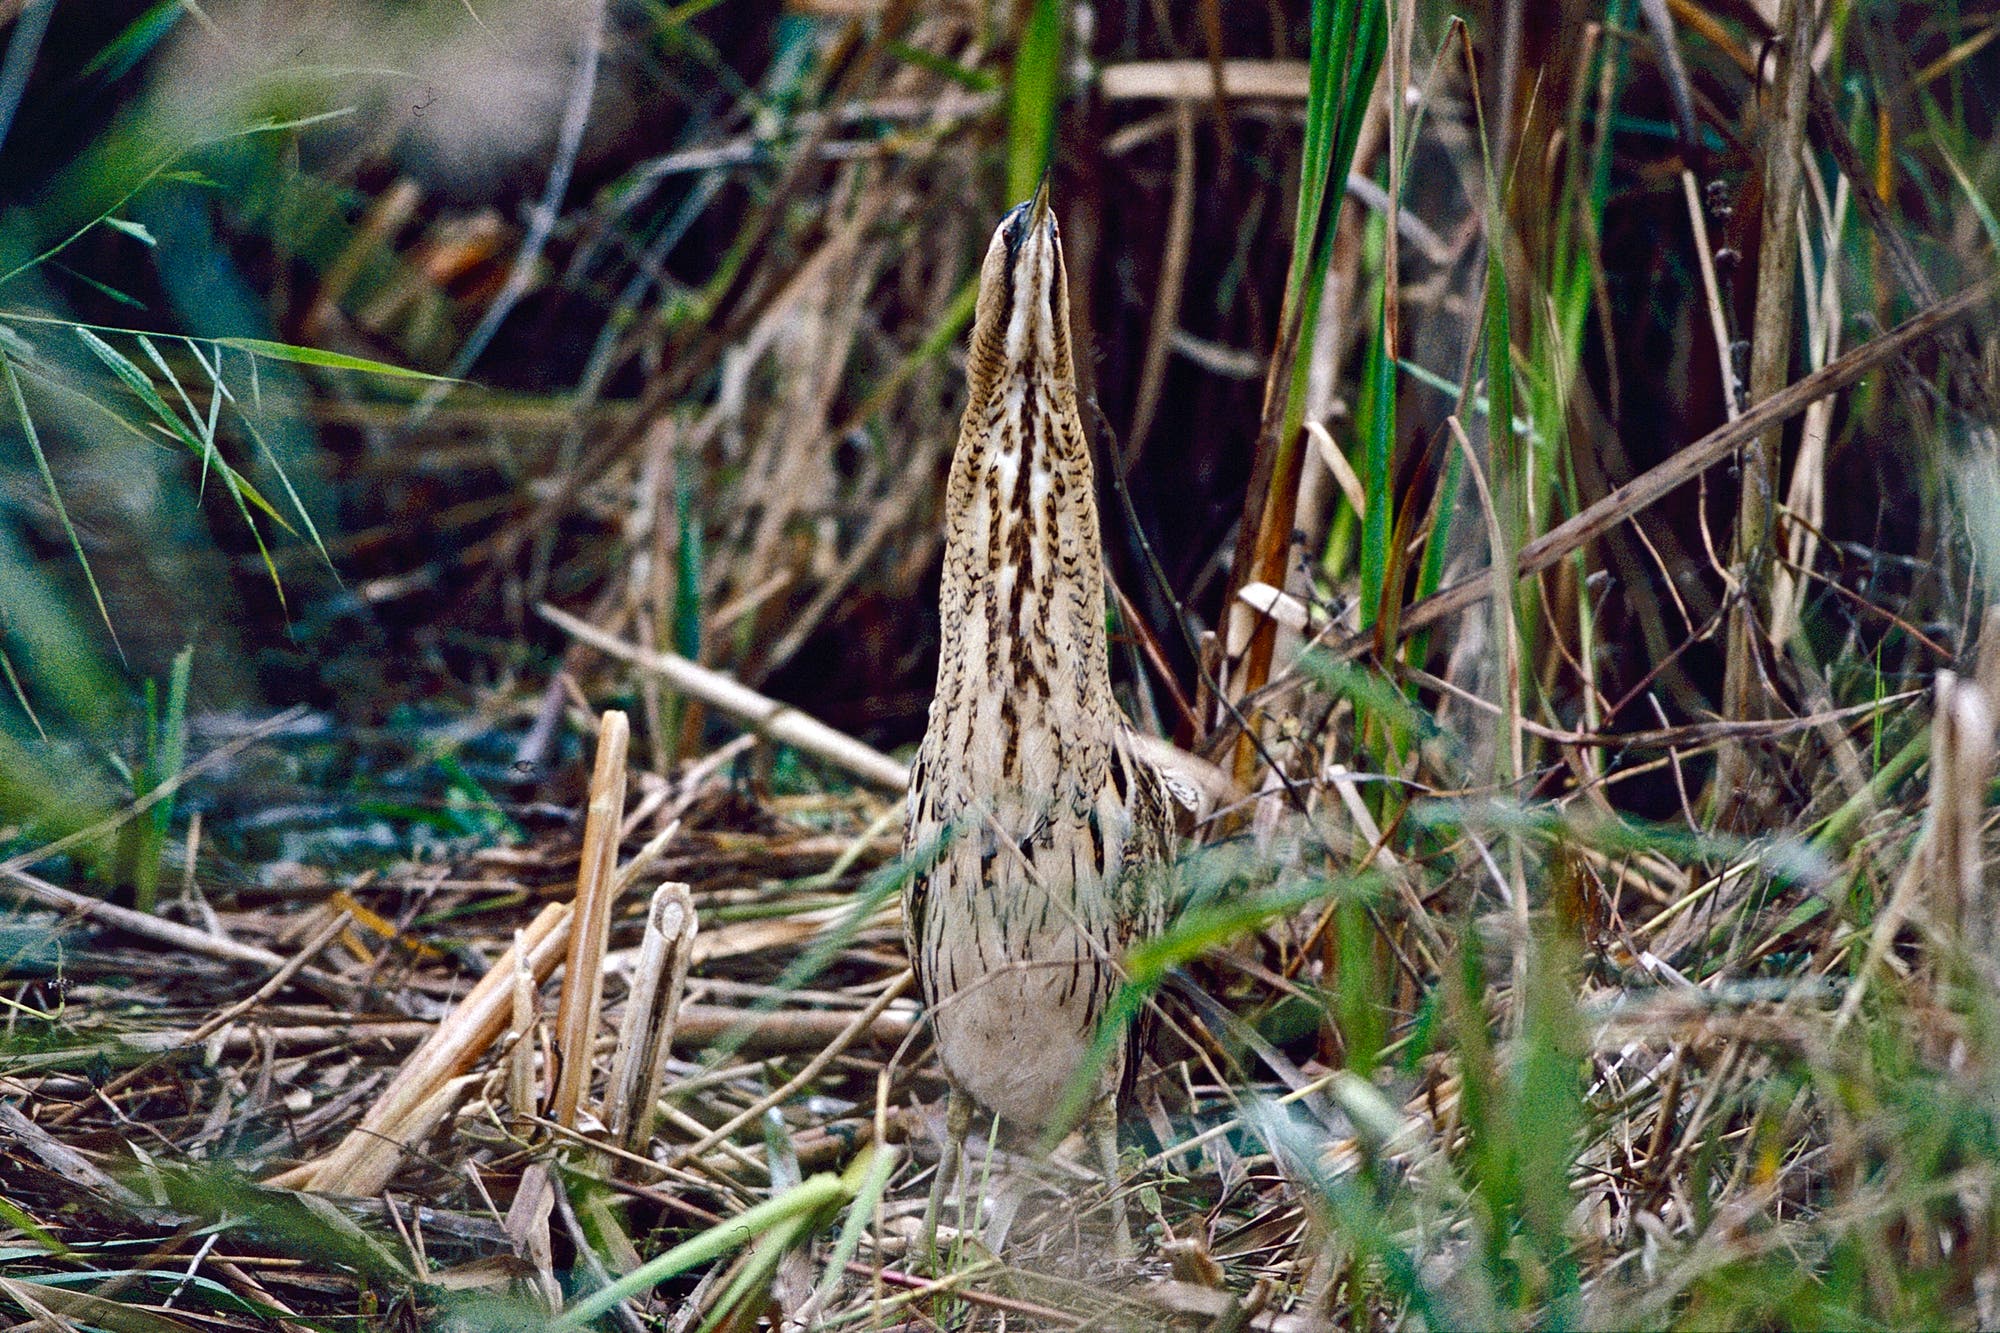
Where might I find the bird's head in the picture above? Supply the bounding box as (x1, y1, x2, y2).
(969, 174, 1071, 385)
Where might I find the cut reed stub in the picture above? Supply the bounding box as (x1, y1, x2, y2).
(272, 710, 635, 1195)
(507, 928, 539, 1123)
(602, 882, 698, 1163)
(268, 900, 573, 1195)
(550, 710, 631, 1130)
(1927, 670, 1995, 962)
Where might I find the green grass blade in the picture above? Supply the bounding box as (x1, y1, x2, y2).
(49, 263, 148, 310)
(889, 40, 996, 93)
(553, 1172, 849, 1327)
(130, 646, 190, 915)
(81, 0, 183, 82)
(0, 110, 355, 290)
(184, 339, 231, 496)
(0, 640, 47, 740)
(76, 327, 299, 603)
(1335, 895, 1384, 1075)
(1462, 26, 1520, 783)
(1246, 1099, 1451, 1328)
(1935, 137, 2000, 254)
(212, 336, 458, 381)
(207, 338, 336, 578)
(1392, 357, 1537, 439)
(1358, 297, 1396, 630)
(3, 356, 123, 661)
(1006, 0, 1063, 201)
(0, 156, 182, 290)
(101, 217, 155, 247)
(1273, 0, 1387, 513)
(674, 471, 703, 660)
(1515, 931, 1583, 1318)
(1049, 866, 1377, 1136)
(157, 647, 190, 824)
(136, 333, 220, 495)
(808, 1142, 897, 1312)
(695, 1209, 817, 1333)
(1283, 0, 1346, 317)
(1407, 441, 1465, 667)
(76, 327, 201, 450)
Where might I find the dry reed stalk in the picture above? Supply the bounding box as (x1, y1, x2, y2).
(1097, 59, 1309, 101)
(610, 818, 682, 900)
(45, 907, 356, 1128)
(505, 1162, 562, 1312)
(721, 209, 883, 633)
(1323, 761, 1446, 968)
(487, 0, 918, 573)
(661, 970, 912, 1170)
(551, 710, 631, 1129)
(122, 1021, 443, 1053)
(1280, 276, 1356, 659)
(508, 928, 539, 1121)
(1303, 276, 1999, 668)
(1977, 607, 2000, 705)
(1682, 169, 1744, 422)
(304, 177, 421, 341)
(1124, 99, 1196, 469)
(603, 882, 697, 1160)
(0, 1101, 185, 1227)
(1770, 163, 1849, 647)
(1831, 667, 1993, 1034)
(538, 602, 910, 790)
(137, 1004, 915, 1059)
(668, 897, 898, 969)
(269, 900, 573, 1193)
(2, 865, 297, 972)
(210, 1259, 314, 1333)
(1927, 671, 1995, 959)
(1717, 0, 1816, 817)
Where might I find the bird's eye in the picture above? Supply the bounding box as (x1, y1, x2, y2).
(1000, 202, 1032, 255)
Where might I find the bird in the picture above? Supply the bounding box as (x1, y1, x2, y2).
(902, 175, 1176, 1260)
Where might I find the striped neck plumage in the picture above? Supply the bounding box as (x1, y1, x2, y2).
(936, 183, 1116, 729)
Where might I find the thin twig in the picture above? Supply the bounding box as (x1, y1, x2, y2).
(539, 602, 911, 791)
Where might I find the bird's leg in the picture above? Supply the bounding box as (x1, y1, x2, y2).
(921, 1084, 975, 1267)
(1091, 1095, 1134, 1259)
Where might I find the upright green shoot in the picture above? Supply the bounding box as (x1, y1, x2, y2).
(1228, 0, 1386, 712)
(126, 646, 191, 914)
(1358, 292, 1398, 633)
(1006, 0, 1063, 202)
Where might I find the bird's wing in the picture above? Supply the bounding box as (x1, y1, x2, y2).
(1120, 730, 1241, 828)
(1111, 728, 1181, 940)
(1153, 764, 1203, 817)
(1110, 728, 1185, 1098)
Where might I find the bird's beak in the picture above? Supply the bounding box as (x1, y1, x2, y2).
(1028, 169, 1052, 230)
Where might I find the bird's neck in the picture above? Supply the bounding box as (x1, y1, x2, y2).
(928, 352, 1120, 791)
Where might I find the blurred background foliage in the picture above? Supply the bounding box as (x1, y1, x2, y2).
(0, 0, 1991, 819)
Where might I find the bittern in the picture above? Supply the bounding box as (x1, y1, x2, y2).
(903, 178, 1174, 1260)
